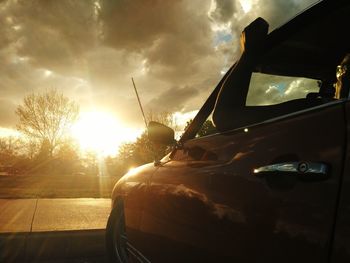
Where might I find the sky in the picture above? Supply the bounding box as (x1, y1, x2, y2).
(0, 0, 317, 148)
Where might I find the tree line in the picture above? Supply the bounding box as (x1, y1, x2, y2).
(0, 89, 216, 177)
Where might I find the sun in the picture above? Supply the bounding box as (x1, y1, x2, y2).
(71, 111, 141, 157)
(240, 0, 252, 13)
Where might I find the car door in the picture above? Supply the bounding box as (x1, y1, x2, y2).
(139, 100, 346, 262)
(330, 101, 350, 262)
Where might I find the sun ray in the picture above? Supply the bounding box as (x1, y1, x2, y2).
(71, 111, 142, 157)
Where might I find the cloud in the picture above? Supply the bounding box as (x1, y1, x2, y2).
(0, 99, 17, 127)
(7, 0, 99, 75)
(99, 0, 224, 85)
(0, 8, 13, 50)
(146, 85, 199, 113)
(0, 0, 319, 132)
(249, 0, 316, 30)
(99, 0, 182, 51)
(209, 0, 237, 24)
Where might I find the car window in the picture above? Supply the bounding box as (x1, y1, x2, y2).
(246, 72, 320, 106)
(195, 114, 217, 138)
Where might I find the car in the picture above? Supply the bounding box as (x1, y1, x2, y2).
(106, 0, 350, 262)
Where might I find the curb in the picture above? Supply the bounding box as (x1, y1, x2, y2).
(0, 229, 106, 263)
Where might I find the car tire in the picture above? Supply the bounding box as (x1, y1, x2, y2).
(106, 199, 129, 263)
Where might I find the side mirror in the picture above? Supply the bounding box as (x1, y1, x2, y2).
(148, 121, 175, 145)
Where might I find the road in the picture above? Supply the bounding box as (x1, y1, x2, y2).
(0, 198, 111, 263)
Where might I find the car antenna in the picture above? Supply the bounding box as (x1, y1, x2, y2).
(131, 77, 148, 128)
(131, 77, 161, 166)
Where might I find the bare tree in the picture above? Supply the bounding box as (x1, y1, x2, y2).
(16, 89, 79, 156)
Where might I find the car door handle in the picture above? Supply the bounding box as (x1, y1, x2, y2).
(253, 162, 330, 181)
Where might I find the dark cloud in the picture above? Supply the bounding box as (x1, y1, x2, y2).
(99, 0, 218, 81)
(3, 0, 98, 75)
(99, 0, 212, 52)
(99, 0, 182, 51)
(209, 0, 237, 24)
(146, 85, 199, 112)
(0, 11, 12, 50)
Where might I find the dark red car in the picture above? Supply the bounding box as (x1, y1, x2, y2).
(106, 0, 350, 262)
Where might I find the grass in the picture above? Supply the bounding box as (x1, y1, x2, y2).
(0, 174, 122, 199)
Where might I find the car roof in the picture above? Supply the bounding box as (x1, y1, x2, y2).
(257, 0, 350, 81)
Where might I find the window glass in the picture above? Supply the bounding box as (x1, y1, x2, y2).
(196, 119, 217, 138)
(246, 73, 320, 106)
(193, 113, 218, 138)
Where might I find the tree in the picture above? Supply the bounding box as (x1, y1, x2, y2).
(119, 131, 166, 164)
(16, 89, 79, 156)
(0, 136, 31, 174)
(82, 151, 98, 175)
(55, 140, 81, 174)
(0, 136, 21, 158)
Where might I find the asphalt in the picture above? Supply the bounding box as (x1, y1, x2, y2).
(0, 198, 111, 263)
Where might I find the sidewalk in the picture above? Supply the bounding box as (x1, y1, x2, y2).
(0, 198, 111, 262)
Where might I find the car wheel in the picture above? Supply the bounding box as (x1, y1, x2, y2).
(106, 199, 130, 263)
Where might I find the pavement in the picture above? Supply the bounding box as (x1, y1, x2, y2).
(0, 198, 111, 263)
